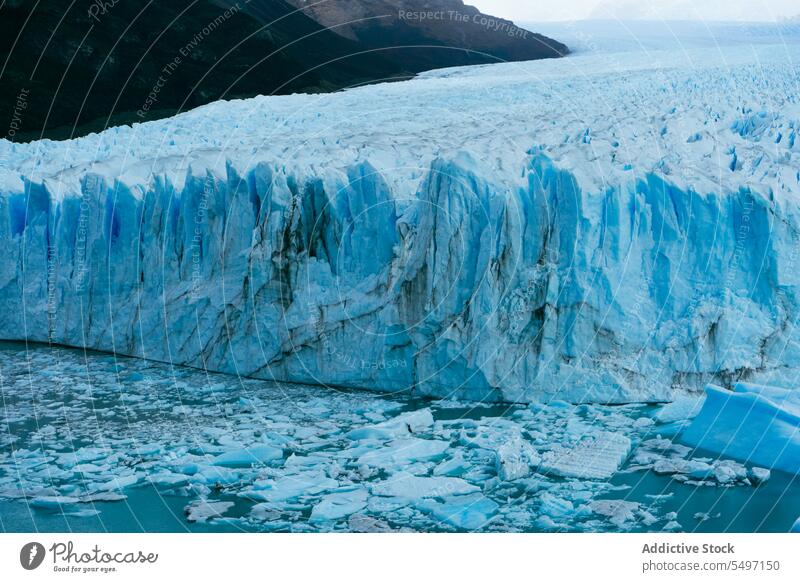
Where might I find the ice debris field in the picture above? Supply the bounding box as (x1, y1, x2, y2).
(0, 345, 797, 533)
(2, 33, 800, 404)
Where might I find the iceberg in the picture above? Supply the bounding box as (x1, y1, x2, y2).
(681, 384, 800, 474)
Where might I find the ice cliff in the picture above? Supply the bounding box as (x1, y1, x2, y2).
(2, 43, 800, 403)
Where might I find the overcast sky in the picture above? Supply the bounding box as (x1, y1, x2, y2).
(469, 0, 799, 22)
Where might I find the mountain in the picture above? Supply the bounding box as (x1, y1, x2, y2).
(277, 0, 567, 67)
(0, 0, 566, 142)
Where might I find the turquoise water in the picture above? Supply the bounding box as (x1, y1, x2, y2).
(1, 342, 798, 532)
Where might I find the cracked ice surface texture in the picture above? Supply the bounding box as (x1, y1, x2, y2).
(1, 43, 800, 403)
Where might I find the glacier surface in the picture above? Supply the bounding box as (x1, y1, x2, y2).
(2, 39, 800, 403)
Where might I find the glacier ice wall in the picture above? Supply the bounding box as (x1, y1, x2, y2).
(2, 44, 800, 403)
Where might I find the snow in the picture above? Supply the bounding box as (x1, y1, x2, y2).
(2, 28, 800, 404)
(682, 384, 800, 475)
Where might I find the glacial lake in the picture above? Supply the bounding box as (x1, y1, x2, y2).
(1, 342, 798, 533)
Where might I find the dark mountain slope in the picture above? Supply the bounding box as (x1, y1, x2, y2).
(279, 0, 568, 68)
(0, 0, 566, 142)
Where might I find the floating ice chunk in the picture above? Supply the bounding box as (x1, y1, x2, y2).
(652, 458, 711, 476)
(495, 434, 540, 481)
(284, 454, 318, 468)
(193, 466, 242, 486)
(587, 500, 640, 527)
(539, 432, 631, 479)
(309, 488, 368, 522)
(535, 515, 559, 531)
(538, 492, 574, 518)
(370, 471, 478, 499)
(711, 460, 748, 484)
(357, 438, 450, 468)
(147, 471, 191, 487)
(213, 445, 283, 468)
(682, 384, 800, 474)
(73, 463, 105, 474)
(63, 509, 101, 518)
(348, 514, 394, 532)
(249, 503, 283, 523)
(346, 409, 434, 441)
(30, 496, 81, 508)
(653, 395, 706, 424)
(244, 472, 338, 502)
(56, 448, 106, 468)
(94, 473, 142, 492)
(433, 452, 470, 477)
(185, 500, 233, 522)
(416, 493, 499, 531)
(133, 443, 162, 457)
(749, 467, 770, 484)
(80, 492, 127, 502)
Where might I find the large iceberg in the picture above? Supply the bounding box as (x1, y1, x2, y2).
(2, 40, 800, 403)
(682, 383, 800, 474)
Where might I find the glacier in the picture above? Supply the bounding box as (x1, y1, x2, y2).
(2, 39, 800, 404)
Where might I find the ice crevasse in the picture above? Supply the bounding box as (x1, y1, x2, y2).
(2, 44, 800, 404)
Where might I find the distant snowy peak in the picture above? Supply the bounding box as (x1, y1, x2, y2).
(530, 20, 800, 55)
(589, 0, 798, 22)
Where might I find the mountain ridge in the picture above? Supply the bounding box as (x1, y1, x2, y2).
(0, 0, 566, 142)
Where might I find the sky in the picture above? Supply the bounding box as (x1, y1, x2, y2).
(469, 0, 800, 23)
